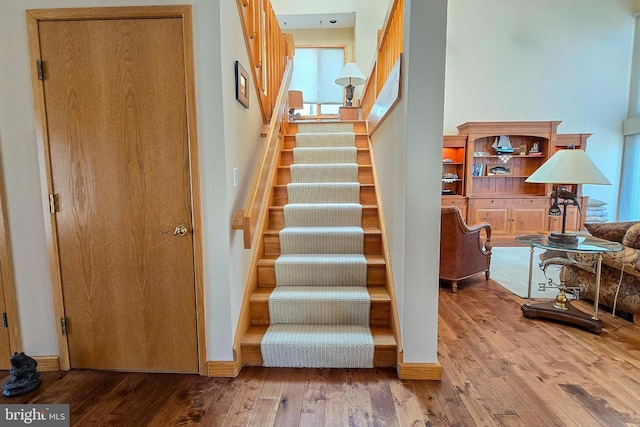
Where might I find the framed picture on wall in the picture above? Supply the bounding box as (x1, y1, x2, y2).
(235, 61, 249, 108)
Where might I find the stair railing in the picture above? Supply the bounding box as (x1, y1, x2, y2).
(234, 0, 294, 248)
(360, 0, 404, 120)
(236, 0, 294, 123)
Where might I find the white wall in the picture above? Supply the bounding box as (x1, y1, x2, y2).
(353, 0, 393, 77)
(371, 0, 447, 364)
(445, 0, 635, 218)
(0, 0, 264, 361)
(210, 1, 267, 360)
(271, 0, 354, 16)
(289, 28, 355, 61)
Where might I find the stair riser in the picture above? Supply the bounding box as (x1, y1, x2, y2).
(264, 234, 382, 257)
(278, 167, 373, 185)
(280, 150, 371, 166)
(258, 263, 386, 287)
(273, 185, 376, 206)
(269, 208, 379, 230)
(284, 134, 369, 149)
(240, 345, 396, 367)
(284, 121, 367, 134)
(250, 301, 390, 326)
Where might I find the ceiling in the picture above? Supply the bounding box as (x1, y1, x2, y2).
(277, 12, 356, 30)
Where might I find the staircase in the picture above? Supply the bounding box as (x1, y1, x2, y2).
(240, 120, 397, 368)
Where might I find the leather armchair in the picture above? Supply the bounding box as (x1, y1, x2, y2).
(439, 206, 492, 292)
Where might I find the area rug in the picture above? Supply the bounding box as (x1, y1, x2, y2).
(490, 246, 564, 300)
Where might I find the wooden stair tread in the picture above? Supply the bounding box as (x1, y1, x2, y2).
(269, 204, 377, 211)
(281, 147, 370, 153)
(250, 287, 390, 302)
(263, 228, 382, 236)
(274, 183, 374, 188)
(257, 254, 385, 267)
(284, 132, 369, 137)
(241, 325, 396, 347)
(278, 164, 373, 170)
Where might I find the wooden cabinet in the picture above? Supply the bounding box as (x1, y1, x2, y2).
(441, 135, 467, 220)
(547, 198, 588, 232)
(468, 198, 549, 242)
(339, 106, 359, 121)
(442, 135, 466, 197)
(444, 121, 592, 244)
(442, 196, 467, 220)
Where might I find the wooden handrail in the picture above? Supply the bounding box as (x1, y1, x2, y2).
(232, 60, 293, 249)
(361, 0, 404, 118)
(236, 0, 293, 123)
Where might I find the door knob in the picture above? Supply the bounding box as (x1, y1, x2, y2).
(161, 225, 188, 237)
(173, 225, 188, 237)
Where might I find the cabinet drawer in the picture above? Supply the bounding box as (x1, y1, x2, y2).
(513, 198, 549, 207)
(442, 198, 466, 206)
(469, 198, 509, 208)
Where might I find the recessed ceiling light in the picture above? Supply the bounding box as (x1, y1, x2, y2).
(330, 19, 337, 24)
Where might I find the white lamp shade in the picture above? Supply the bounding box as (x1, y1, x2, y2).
(335, 62, 366, 87)
(525, 149, 611, 185)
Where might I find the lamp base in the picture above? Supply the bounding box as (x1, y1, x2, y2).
(345, 84, 355, 107)
(548, 232, 578, 245)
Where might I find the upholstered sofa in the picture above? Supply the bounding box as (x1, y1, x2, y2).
(561, 221, 640, 324)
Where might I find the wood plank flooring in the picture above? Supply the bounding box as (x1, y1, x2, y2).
(2, 275, 640, 426)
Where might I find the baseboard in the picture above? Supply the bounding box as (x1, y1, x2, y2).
(206, 360, 241, 377)
(397, 362, 442, 380)
(33, 356, 61, 372)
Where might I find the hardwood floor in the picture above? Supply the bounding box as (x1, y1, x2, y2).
(2, 276, 640, 426)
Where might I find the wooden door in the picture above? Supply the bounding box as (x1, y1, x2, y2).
(38, 17, 198, 372)
(0, 289, 12, 370)
(0, 163, 20, 369)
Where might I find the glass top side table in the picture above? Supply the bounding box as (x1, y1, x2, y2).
(515, 234, 624, 334)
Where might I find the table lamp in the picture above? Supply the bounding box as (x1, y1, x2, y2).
(334, 62, 365, 107)
(288, 90, 303, 122)
(525, 147, 610, 244)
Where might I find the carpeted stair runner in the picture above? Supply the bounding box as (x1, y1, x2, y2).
(279, 226, 363, 254)
(293, 147, 357, 164)
(274, 254, 367, 287)
(261, 324, 373, 368)
(262, 123, 375, 368)
(297, 123, 354, 133)
(283, 203, 362, 227)
(295, 132, 356, 147)
(268, 286, 370, 325)
(287, 182, 360, 204)
(290, 164, 358, 183)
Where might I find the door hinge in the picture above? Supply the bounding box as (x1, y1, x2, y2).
(2, 313, 7, 329)
(61, 317, 68, 336)
(49, 193, 58, 213)
(37, 59, 44, 80)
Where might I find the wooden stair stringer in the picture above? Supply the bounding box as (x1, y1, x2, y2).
(366, 131, 404, 369)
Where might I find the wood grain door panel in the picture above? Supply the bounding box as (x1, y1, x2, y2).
(548, 206, 580, 232)
(512, 206, 548, 235)
(40, 18, 197, 372)
(473, 208, 509, 235)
